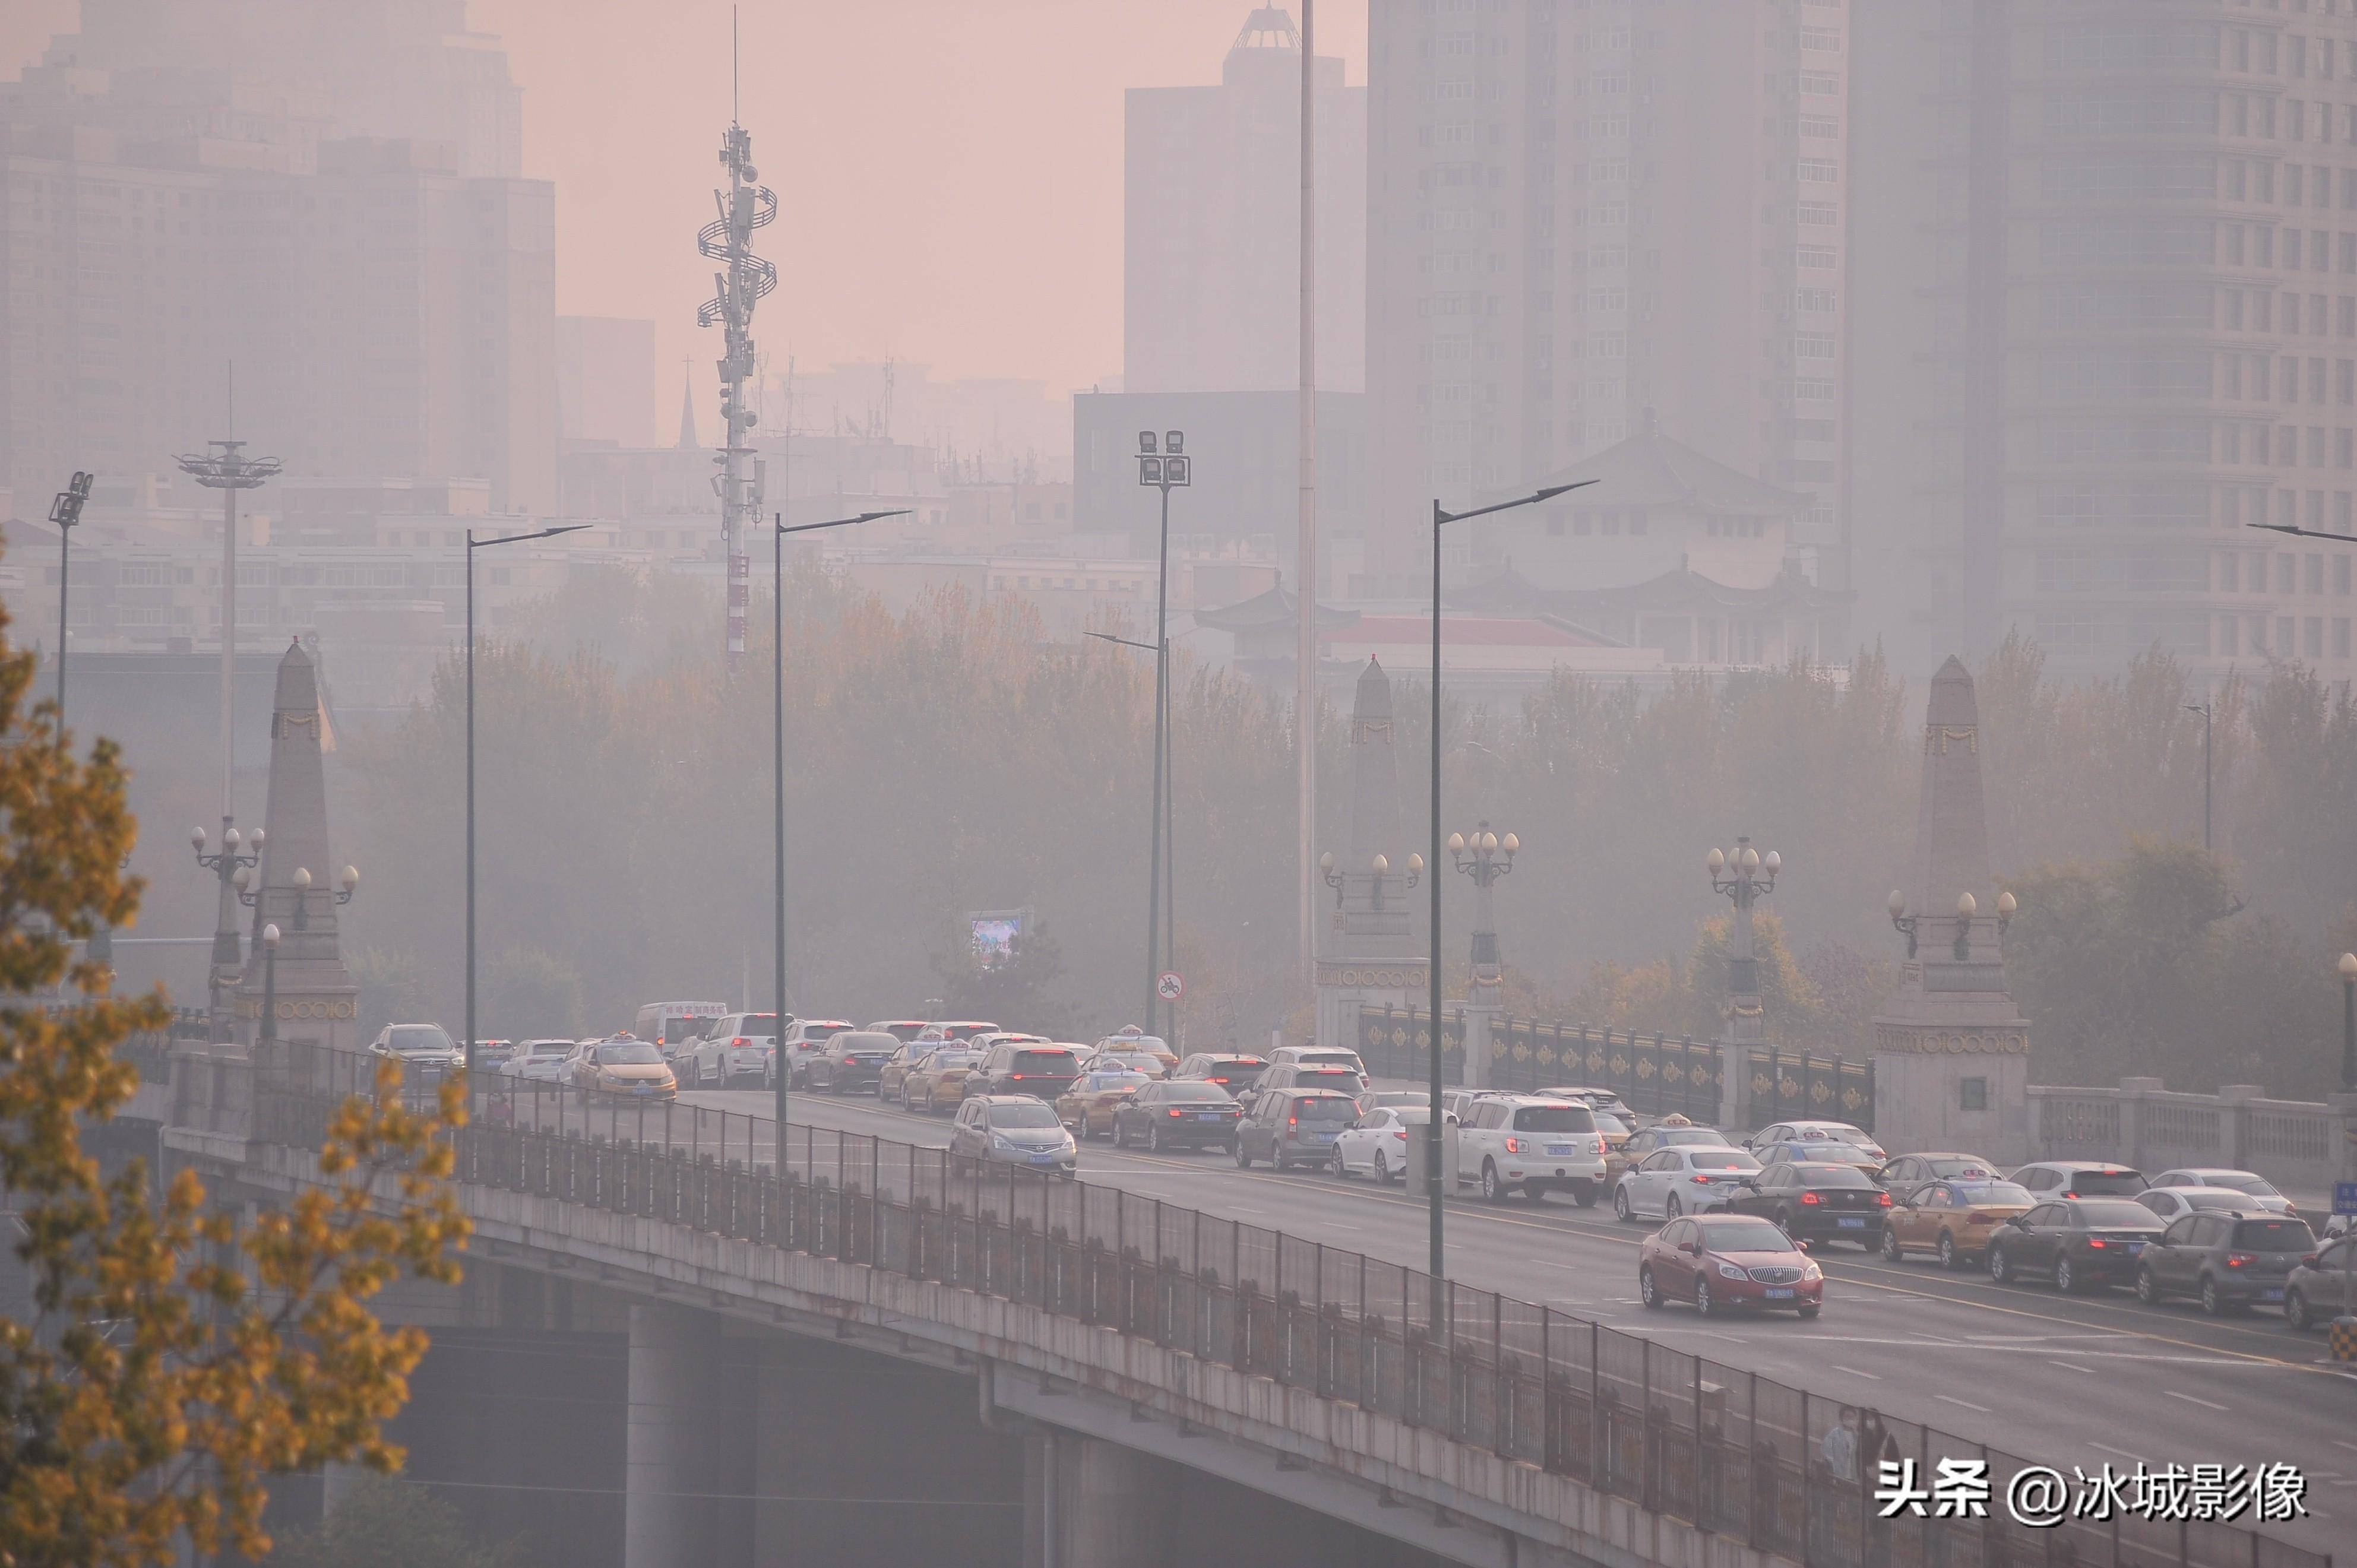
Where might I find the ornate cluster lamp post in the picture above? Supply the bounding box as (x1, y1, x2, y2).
(231, 860, 356, 1048)
(1318, 849, 1422, 914)
(1451, 824, 1517, 1089)
(1886, 885, 2014, 962)
(1707, 838, 1782, 1048)
(191, 823, 261, 1040)
(257, 924, 280, 1047)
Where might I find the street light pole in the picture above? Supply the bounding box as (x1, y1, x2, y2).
(1426, 480, 1586, 1281)
(48, 471, 90, 726)
(771, 509, 904, 1135)
(1137, 432, 1191, 1040)
(2339, 952, 2356, 1094)
(2185, 702, 2213, 852)
(464, 524, 589, 1075)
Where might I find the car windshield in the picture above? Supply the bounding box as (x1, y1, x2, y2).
(2209, 1173, 2282, 1198)
(1951, 1181, 2033, 1206)
(598, 1043, 663, 1066)
(661, 1018, 714, 1044)
(1512, 1105, 1597, 1133)
(1662, 1129, 1722, 1145)
(524, 1040, 571, 1057)
(1088, 1071, 1149, 1090)
(1103, 1035, 1166, 1053)
(1102, 1054, 1162, 1072)
(2185, 1190, 2253, 1210)
(930, 1051, 980, 1069)
(1798, 1166, 1875, 1189)
(1296, 1097, 1356, 1122)
(989, 1103, 1062, 1129)
(388, 1025, 455, 1054)
(1697, 1218, 1793, 1252)
(2074, 1200, 2160, 1227)
(879, 1024, 928, 1043)
(1926, 1157, 1995, 1178)
(1012, 1050, 1077, 1073)
(1160, 1085, 1231, 1103)
(835, 1032, 898, 1053)
(2233, 1218, 2314, 1248)
(1296, 1051, 1361, 1067)
(2065, 1171, 2145, 1196)
(1792, 1143, 1875, 1164)
(1691, 1151, 1760, 1171)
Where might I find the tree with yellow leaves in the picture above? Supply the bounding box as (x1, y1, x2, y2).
(0, 606, 470, 1566)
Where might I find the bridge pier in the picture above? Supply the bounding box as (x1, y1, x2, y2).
(625, 1303, 734, 1568)
(1029, 1433, 1178, 1568)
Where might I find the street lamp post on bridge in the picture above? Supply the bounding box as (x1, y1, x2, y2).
(1450, 823, 1517, 1089)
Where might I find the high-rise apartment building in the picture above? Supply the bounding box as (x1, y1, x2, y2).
(0, 2, 553, 515)
(1851, 2, 2357, 683)
(1364, 0, 1849, 594)
(1126, 8, 1366, 394)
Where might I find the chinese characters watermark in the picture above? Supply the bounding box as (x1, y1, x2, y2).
(1874, 1459, 2307, 1527)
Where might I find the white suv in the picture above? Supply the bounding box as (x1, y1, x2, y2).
(1454, 1095, 1606, 1205)
(688, 1012, 781, 1088)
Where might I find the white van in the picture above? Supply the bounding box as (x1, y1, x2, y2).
(634, 1000, 729, 1062)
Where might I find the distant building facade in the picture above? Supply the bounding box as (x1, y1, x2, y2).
(1849, 4, 2357, 685)
(1125, 8, 1366, 395)
(0, 3, 555, 515)
(559, 318, 657, 449)
(1363, 0, 1850, 595)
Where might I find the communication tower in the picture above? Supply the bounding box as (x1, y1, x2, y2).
(696, 43, 777, 673)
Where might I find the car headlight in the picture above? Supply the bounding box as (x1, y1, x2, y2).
(1801, 1262, 1822, 1281)
(1714, 1261, 1750, 1281)
(991, 1133, 1018, 1152)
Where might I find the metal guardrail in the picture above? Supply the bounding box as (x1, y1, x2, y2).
(217, 1043, 2324, 1568)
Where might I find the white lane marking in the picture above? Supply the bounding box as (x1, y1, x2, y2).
(2163, 1390, 2230, 1412)
(2045, 1358, 2095, 1374)
(2335, 1440, 2357, 1455)
(1934, 1395, 1991, 1412)
(2089, 1442, 2146, 1464)
(1830, 1364, 1881, 1380)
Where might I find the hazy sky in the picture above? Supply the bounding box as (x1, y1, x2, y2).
(5, 1, 1365, 413)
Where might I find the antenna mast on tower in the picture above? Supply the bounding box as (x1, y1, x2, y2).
(697, 9, 778, 673)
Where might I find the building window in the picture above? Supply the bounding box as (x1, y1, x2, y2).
(1960, 1078, 1988, 1113)
(2336, 618, 2353, 657)
(2308, 616, 2327, 657)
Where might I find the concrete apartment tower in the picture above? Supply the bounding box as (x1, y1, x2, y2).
(1870, 657, 2031, 1162)
(1314, 659, 1428, 1047)
(236, 640, 359, 1051)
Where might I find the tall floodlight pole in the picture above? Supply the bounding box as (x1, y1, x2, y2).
(464, 525, 587, 1074)
(1296, 0, 1320, 1001)
(2184, 702, 2213, 853)
(772, 509, 903, 1133)
(48, 471, 91, 725)
(1426, 481, 1585, 1281)
(698, 26, 778, 677)
(176, 433, 280, 1038)
(1138, 432, 1191, 1040)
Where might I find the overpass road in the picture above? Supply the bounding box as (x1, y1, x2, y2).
(665, 1085, 2353, 1556)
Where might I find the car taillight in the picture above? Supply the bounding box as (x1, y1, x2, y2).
(732, 1037, 748, 1047)
(1168, 1108, 1185, 1117)
(1967, 1211, 1998, 1224)
(2226, 1252, 2254, 1269)
(1800, 1192, 1822, 1205)
(2086, 1238, 2106, 1249)
(1690, 1174, 1713, 1185)
(1502, 1136, 1523, 1154)
(1011, 1073, 1026, 1080)
(1878, 1192, 1893, 1207)
(1593, 1138, 1606, 1154)
(2063, 1191, 2079, 1199)
(1392, 1130, 1408, 1141)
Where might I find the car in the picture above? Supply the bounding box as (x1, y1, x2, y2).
(2137, 1211, 2315, 1315)
(770, 1018, 856, 1088)
(1089, 1049, 1172, 1081)
(1268, 1044, 1368, 1077)
(876, 1043, 935, 1104)
(498, 1037, 577, 1085)
(1612, 1146, 1762, 1220)
(1234, 1087, 1359, 1170)
(2144, 1168, 2297, 1216)
(632, 1001, 729, 1064)
(1331, 1104, 1439, 1182)
(1533, 1085, 1637, 1124)
(1055, 1067, 1153, 1139)
(470, 1038, 517, 1069)
(1257, 1062, 1368, 1098)
(2008, 1161, 2146, 1199)
(368, 1022, 464, 1072)
(1638, 1214, 1823, 1318)
(897, 1047, 985, 1113)
(1092, 1030, 1179, 1075)
(570, 1037, 678, 1103)
(916, 1020, 999, 1046)
(1357, 1087, 1432, 1117)
(1720, 1162, 1891, 1247)
(1756, 1141, 1884, 1178)
(1606, 1120, 1733, 1184)
(1875, 1152, 2001, 1189)
(950, 1095, 1077, 1176)
(1746, 1120, 1887, 1162)
(1985, 1198, 2166, 1292)
(1454, 1095, 1608, 1205)
(2283, 1233, 2357, 1329)
(865, 1019, 935, 1046)
(2135, 1186, 2277, 1225)
(1175, 1054, 1269, 1094)
(969, 1041, 1084, 1102)
(806, 1030, 903, 1094)
(1441, 1088, 1513, 1122)
(1111, 1079, 1242, 1152)
(686, 1011, 780, 1088)
(1878, 1178, 2035, 1269)
(1592, 1110, 1633, 1162)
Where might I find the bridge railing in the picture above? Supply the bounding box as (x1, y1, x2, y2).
(221, 1044, 2326, 1568)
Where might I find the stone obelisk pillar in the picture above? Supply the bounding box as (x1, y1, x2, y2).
(1870, 657, 2032, 1161)
(1312, 659, 1429, 1048)
(235, 639, 359, 1051)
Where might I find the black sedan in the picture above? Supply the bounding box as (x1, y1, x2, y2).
(805, 1030, 902, 1094)
(1720, 1162, 1891, 1247)
(1112, 1080, 1241, 1151)
(1986, 1198, 2166, 1293)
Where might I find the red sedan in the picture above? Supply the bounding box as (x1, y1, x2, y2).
(1638, 1214, 1823, 1318)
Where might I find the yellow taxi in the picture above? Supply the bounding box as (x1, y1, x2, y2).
(570, 1037, 678, 1103)
(896, 1046, 986, 1113)
(1055, 1066, 1154, 1140)
(1878, 1176, 2037, 1269)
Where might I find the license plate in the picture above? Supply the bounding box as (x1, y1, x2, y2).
(2262, 1287, 2285, 1301)
(1547, 1143, 1577, 1155)
(1837, 1217, 1867, 1228)
(1194, 1112, 1222, 1121)
(634, 1086, 656, 1097)
(1028, 1154, 1058, 1165)
(1764, 1287, 1796, 1300)
(2124, 1242, 2144, 1255)
(1308, 1132, 1336, 1143)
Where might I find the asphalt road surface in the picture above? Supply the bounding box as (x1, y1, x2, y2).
(641, 1082, 2353, 1555)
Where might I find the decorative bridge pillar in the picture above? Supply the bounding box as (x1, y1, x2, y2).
(1312, 660, 1428, 1050)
